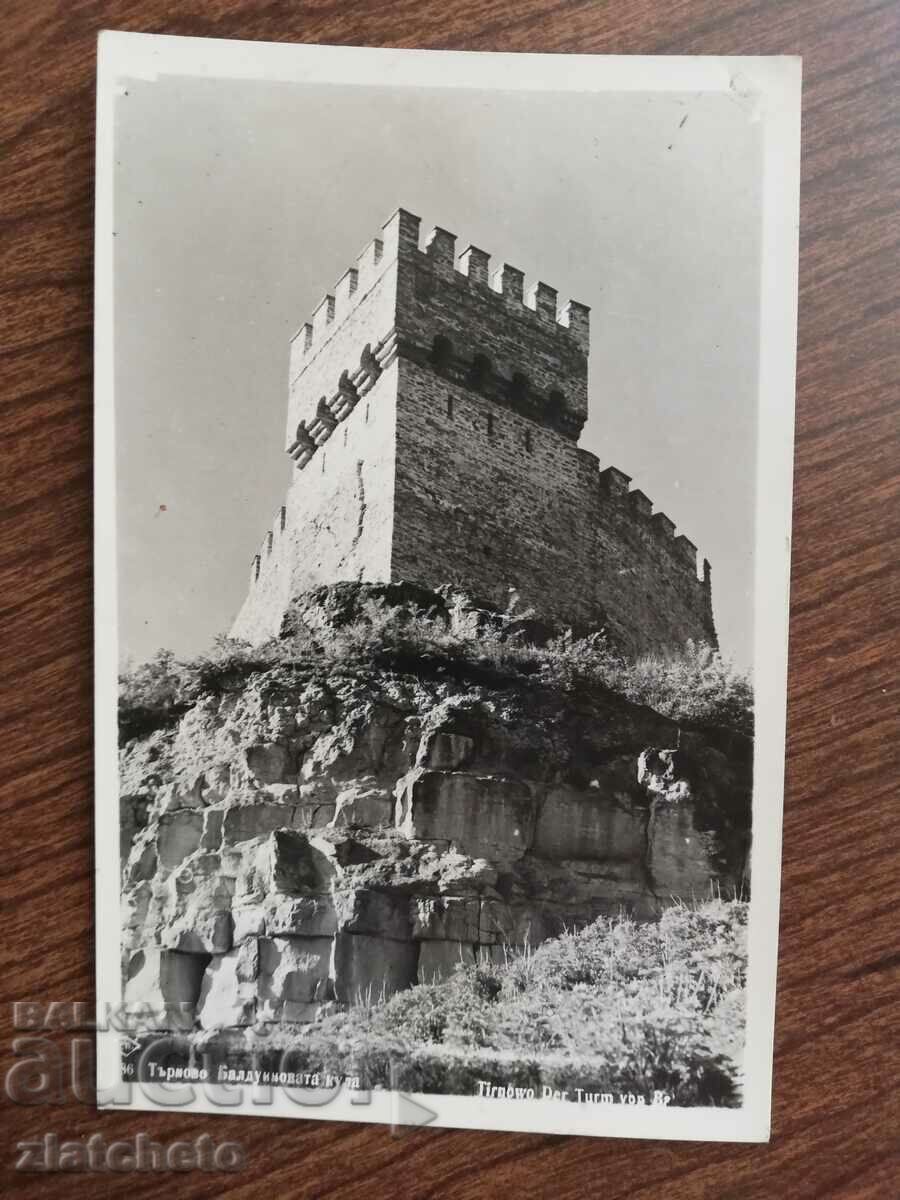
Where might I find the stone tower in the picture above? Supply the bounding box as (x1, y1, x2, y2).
(231, 208, 716, 655)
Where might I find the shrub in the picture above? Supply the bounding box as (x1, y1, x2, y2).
(118, 649, 191, 742)
(277, 897, 747, 1106)
(533, 635, 753, 735)
(119, 594, 752, 741)
(117, 632, 317, 743)
(622, 640, 755, 735)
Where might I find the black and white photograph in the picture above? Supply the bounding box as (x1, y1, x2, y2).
(94, 33, 801, 1141)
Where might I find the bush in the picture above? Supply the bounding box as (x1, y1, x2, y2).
(117, 632, 321, 743)
(119, 595, 752, 742)
(621, 641, 755, 735)
(284, 897, 747, 1106)
(315, 603, 752, 734)
(532, 635, 753, 735)
(118, 649, 191, 742)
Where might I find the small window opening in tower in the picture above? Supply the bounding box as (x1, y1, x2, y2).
(469, 353, 491, 389)
(511, 371, 530, 404)
(487, 412, 495, 436)
(321, 453, 326, 474)
(525, 428, 533, 453)
(447, 395, 454, 419)
(430, 334, 453, 370)
(343, 426, 348, 446)
(365, 403, 369, 424)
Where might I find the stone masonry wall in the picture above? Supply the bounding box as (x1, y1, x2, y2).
(230, 504, 293, 644)
(589, 467, 716, 656)
(393, 219, 590, 439)
(391, 358, 598, 626)
(388, 213, 714, 651)
(391, 360, 714, 651)
(231, 208, 716, 654)
(231, 363, 398, 644)
(284, 209, 413, 448)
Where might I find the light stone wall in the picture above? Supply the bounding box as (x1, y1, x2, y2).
(285, 209, 417, 448)
(231, 362, 399, 643)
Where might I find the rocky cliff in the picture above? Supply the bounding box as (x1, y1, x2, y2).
(120, 587, 751, 1034)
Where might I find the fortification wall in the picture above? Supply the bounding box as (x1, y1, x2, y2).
(392, 359, 714, 651)
(230, 503, 294, 643)
(232, 207, 715, 655)
(587, 465, 716, 656)
(388, 214, 714, 652)
(285, 209, 417, 459)
(234, 211, 417, 644)
(285, 361, 398, 600)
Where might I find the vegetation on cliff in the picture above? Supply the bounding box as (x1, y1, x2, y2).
(119, 585, 753, 745)
(119, 585, 752, 1107)
(205, 896, 747, 1106)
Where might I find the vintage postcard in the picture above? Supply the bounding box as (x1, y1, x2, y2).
(94, 32, 801, 1140)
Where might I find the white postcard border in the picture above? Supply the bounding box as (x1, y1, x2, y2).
(94, 31, 801, 1143)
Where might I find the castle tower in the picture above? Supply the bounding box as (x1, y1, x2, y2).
(231, 208, 716, 655)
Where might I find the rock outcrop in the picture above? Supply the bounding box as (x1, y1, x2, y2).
(120, 589, 751, 1033)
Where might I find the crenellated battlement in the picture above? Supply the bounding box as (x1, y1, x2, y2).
(597, 466, 704, 581)
(288, 208, 589, 384)
(285, 209, 591, 458)
(247, 504, 288, 591)
(288, 231, 387, 380)
(418, 221, 590, 353)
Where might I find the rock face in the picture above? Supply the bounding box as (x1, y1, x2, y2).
(120, 614, 751, 1033)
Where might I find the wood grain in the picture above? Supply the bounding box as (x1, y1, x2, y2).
(1, 2, 898, 1196)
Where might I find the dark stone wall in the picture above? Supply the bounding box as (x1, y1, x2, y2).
(390, 235, 716, 653)
(394, 226, 589, 439)
(391, 357, 599, 627)
(391, 358, 715, 651)
(589, 469, 717, 656)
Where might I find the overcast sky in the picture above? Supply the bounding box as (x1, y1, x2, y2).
(114, 73, 761, 670)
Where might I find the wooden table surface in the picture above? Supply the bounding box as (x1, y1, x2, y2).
(1, 2, 897, 1196)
